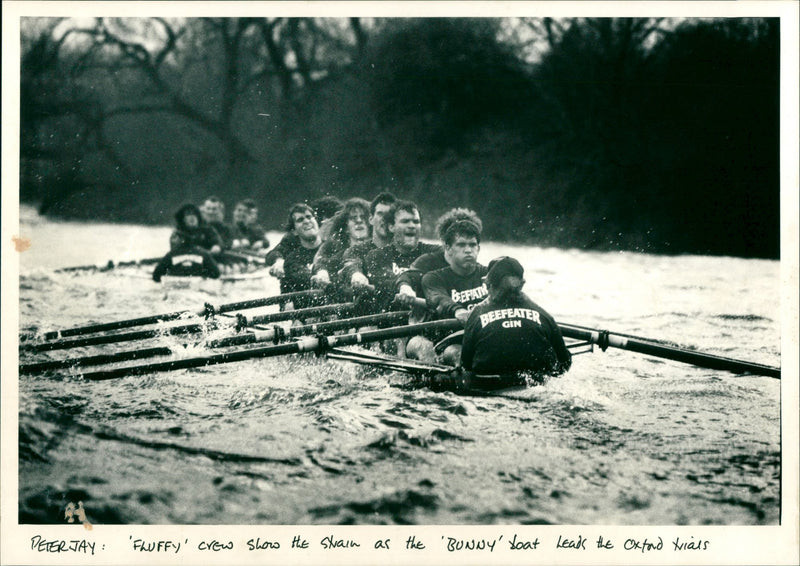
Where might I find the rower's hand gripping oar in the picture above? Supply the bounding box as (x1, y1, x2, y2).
(559, 323, 780, 378)
(393, 293, 428, 310)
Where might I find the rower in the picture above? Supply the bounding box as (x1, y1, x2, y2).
(310, 197, 371, 291)
(406, 220, 487, 362)
(358, 200, 440, 313)
(171, 203, 223, 254)
(231, 199, 269, 251)
(459, 256, 572, 387)
(395, 207, 483, 305)
(200, 195, 235, 250)
(264, 197, 342, 279)
(265, 203, 323, 309)
(339, 191, 397, 289)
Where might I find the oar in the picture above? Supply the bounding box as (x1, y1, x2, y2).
(55, 257, 163, 273)
(20, 311, 412, 374)
(238, 302, 354, 327)
(21, 300, 350, 353)
(558, 322, 781, 378)
(19, 289, 324, 342)
(208, 310, 410, 348)
(220, 250, 267, 265)
(80, 319, 463, 380)
(19, 347, 174, 374)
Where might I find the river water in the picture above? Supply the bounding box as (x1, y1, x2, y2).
(13, 206, 782, 526)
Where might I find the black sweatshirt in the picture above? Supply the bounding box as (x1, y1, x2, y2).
(461, 293, 572, 376)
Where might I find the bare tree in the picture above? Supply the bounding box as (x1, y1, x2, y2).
(20, 16, 368, 211)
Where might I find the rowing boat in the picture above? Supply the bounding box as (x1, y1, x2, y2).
(56, 249, 270, 283)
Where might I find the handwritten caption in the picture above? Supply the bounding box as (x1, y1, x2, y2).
(29, 532, 711, 557)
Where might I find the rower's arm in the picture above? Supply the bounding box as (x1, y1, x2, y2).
(263, 232, 295, 266)
(421, 271, 461, 320)
(339, 243, 370, 283)
(395, 268, 423, 295)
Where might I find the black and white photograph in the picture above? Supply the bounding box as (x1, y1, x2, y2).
(2, 1, 798, 565)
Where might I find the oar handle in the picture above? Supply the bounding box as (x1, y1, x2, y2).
(213, 289, 324, 315)
(392, 294, 429, 310)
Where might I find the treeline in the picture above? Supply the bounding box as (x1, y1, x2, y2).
(20, 17, 779, 258)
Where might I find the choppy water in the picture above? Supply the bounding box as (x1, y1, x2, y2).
(15, 206, 781, 525)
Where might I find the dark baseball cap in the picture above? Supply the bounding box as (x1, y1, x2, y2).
(485, 256, 524, 287)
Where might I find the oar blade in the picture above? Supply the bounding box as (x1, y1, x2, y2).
(559, 323, 780, 378)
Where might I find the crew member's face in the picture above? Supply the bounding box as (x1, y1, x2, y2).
(390, 208, 421, 251)
(183, 213, 199, 228)
(371, 203, 392, 239)
(292, 210, 319, 241)
(347, 210, 369, 242)
(446, 235, 480, 272)
(202, 201, 224, 223)
(233, 204, 250, 225)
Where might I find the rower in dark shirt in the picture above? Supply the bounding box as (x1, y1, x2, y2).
(152, 233, 221, 282)
(339, 192, 397, 290)
(311, 198, 371, 292)
(423, 262, 488, 320)
(263, 232, 301, 277)
(268, 203, 323, 308)
(360, 200, 439, 313)
(153, 206, 222, 281)
(231, 199, 269, 251)
(396, 207, 483, 301)
(407, 220, 486, 362)
(200, 196, 235, 250)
